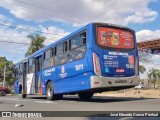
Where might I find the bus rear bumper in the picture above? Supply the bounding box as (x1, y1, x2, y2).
(90, 76, 139, 89)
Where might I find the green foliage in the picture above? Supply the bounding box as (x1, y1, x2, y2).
(139, 65, 146, 74)
(150, 79, 157, 89)
(0, 56, 14, 86)
(148, 68, 160, 88)
(25, 34, 46, 57)
(138, 78, 144, 83)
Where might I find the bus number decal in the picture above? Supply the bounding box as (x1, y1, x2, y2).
(126, 64, 134, 68)
(75, 64, 84, 71)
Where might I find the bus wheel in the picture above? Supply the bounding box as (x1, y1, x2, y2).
(22, 94, 26, 98)
(47, 81, 55, 100)
(78, 92, 94, 100)
(0, 91, 6, 96)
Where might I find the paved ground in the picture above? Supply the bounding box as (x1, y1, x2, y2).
(0, 95, 160, 120)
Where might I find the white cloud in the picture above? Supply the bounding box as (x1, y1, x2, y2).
(0, 15, 31, 55)
(40, 25, 70, 45)
(0, 24, 69, 54)
(140, 60, 160, 71)
(139, 53, 160, 70)
(152, 55, 160, 60)
(0, 25, 30, 53)
(0, 0, 158, 26)
(136, 30, 160, 42)
(0, 14, 13, 25)
(0, 13, 70, 62)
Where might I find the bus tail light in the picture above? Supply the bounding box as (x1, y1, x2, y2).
(94, 82, 99, 84)
(93, 53, 101, 76)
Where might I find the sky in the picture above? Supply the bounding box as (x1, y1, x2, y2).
(0, 0, 160, 79)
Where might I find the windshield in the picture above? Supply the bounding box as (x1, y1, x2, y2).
(97, 27, 134, 50)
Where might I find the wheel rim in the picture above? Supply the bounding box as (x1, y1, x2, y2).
(47, 86, 52, 97)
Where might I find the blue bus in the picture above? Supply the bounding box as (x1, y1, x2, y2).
(14, 23, 139, 100)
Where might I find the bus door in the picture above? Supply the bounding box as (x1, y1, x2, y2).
(35, 56, 42, 93)
(13, 65, 19, 94)
(22, 62, 28, 94)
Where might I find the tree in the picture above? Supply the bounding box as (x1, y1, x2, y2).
(139, 65, 146, 74)
(0, 57, 14, 86)
(148, 68, 160, 88)
(25, 34, 46, 57)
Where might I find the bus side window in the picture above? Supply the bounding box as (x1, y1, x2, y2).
(19, 63, 23, 77)
(55, 42, 68, 65)
(69, 32, 86, 61)
(44, 49, 54, 69)
(28, 58, 35, 74)
(37, 56, 42, 71)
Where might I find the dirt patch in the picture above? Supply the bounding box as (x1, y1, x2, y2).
(96, 89, 160, 98)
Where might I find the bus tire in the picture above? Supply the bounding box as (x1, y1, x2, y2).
(22, 94, 26, 98)
(46, 81, 55, 100)
(78, 92, 94, 100)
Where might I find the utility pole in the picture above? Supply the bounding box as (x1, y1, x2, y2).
(3, 65, 6, 87)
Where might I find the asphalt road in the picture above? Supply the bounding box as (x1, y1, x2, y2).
(0, 94, 160, 120)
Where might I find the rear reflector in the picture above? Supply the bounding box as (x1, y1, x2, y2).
(94, 82, 99, 84)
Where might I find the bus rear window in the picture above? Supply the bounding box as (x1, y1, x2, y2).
(97, 27, 134, 49)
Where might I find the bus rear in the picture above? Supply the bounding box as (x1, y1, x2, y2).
(90, 23, 139, 91)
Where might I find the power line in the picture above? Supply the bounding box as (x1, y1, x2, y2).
(0, 1, 89, 41)
(0, 22, 65, 36)
(0, 40, 30, 45)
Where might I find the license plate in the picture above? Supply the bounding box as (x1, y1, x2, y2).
(115, 80, 127, 83)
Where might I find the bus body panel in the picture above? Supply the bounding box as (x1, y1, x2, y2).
(41, 49, 94, 94)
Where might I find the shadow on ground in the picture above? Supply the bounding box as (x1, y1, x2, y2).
(26, 95, 156, 103)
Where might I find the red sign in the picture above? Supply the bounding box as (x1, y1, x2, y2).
(97, 27, 134, 49)
(116, 68, 124, 73)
